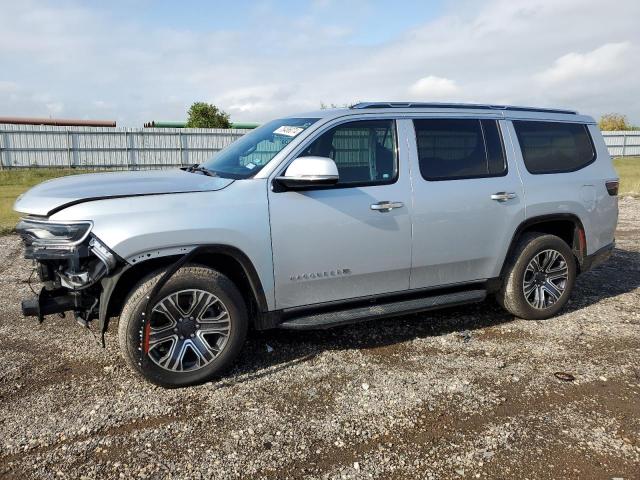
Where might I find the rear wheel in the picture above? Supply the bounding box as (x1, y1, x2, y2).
(497, 233, 576, 320)
(118, 265, 248, 388)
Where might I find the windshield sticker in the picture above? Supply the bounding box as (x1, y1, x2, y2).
(245, 162, 257, 170)
(273, 126, 304, 137)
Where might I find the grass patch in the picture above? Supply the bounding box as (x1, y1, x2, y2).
(614, 157, 640, 197)
(0, 169, 92, 235)
(0, 158, 638, 235)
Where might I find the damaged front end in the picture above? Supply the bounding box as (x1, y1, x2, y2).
(17, 218, 119, 327)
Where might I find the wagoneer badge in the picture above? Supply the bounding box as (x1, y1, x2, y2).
(290, 269, 352, 281)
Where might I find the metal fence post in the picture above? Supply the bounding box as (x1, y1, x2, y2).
(125, 131, 130, 170)
(179, 130, 185, 167)
(621, 131, 627, 157)
(1, 131, 13, 169)
(0, 130, 4, 170)
(72, 131, 78, 168)
(130, 130, 137, 170)
(67, 130, 73, 167)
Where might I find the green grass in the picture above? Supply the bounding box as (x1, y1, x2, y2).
(0, 158, 639, 235)
(614, 157, 640, 197)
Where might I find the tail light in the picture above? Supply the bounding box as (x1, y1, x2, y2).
(605, 180, 619, 196)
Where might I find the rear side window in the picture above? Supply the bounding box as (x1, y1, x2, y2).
(414, 119, 506, 181)
(513, 121, 595, 174)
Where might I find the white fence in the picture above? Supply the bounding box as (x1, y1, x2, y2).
(0, 124, 251, 170)
(0, 124, 638, 170)
(601, 130, 640, 157)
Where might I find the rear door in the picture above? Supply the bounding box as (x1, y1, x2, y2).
(268, 118, 413, 309)
(408, 117, 526, 288)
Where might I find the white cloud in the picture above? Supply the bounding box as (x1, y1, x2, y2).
(0, 81, 19, 93)
(536, 42, 631, 85)
(45, 102, 64, 115)
(219, 85, 299, 114)
(0, 0, 639, 125)
(409, 76, 460, 99)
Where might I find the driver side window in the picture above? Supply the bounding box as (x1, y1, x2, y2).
(299, 120, 398, 186)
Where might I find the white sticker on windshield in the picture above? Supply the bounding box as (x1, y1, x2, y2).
(245, 162, 257, 170)
(273, 126, 304, 137)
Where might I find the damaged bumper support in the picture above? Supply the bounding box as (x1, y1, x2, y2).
(16, 219, 118, 326)
(22, 288, 84, 320)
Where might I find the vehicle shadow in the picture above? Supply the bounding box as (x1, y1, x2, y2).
(566, 246, 640, 313)
(219, 246, 640, 386)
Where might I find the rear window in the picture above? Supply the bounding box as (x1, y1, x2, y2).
(513, 121, 595, 174)
(414, 119, 506, 181)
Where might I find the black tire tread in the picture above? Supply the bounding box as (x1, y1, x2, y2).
(497, 233, 576, 320)
(117, 265, 247, 388)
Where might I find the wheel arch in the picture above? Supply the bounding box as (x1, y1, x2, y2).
(500, 214, 587, 278)
(101, 244, 269, 334)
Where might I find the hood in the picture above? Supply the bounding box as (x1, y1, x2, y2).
(14, 169, 234, 217)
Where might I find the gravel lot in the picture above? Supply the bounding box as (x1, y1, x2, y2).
(1, 198, 638, 480)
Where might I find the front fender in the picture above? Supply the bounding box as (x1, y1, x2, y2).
(51, 180, 275, 311)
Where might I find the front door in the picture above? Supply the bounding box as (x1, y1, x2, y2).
(408, 118, 526, 288)
(268, 119, 412, 309)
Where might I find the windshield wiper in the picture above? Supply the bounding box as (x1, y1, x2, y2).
(182, 164, 218, 177)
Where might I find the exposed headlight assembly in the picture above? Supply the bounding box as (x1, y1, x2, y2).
(16, 219, 92, 248)
(57, 236, 118, 289)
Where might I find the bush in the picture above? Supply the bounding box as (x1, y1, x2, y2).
(599, 113, 630, 131)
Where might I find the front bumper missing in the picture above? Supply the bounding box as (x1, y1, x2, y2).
(18, 227, 120, 333)
(22, 287, 85, 323)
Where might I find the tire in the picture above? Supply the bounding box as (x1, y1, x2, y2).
(497, 233, 577, 320)
(118, 265, 248, 388)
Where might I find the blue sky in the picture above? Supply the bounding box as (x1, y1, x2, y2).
(0, 0, 639, 126)
(109, 0, 447, 45)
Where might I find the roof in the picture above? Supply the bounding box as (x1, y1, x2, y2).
(350, 102, 577, 115)
(293, 102, 595, 124)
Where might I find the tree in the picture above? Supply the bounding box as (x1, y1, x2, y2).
(185, 102, 231, 128)
(598, 113, 630, 131)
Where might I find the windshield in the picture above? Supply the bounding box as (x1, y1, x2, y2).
(200, 117, 320, 179)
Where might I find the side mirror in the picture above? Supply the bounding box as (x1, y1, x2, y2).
(275, 156, 339, 189)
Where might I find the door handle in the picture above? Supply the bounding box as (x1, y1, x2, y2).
(370, 201, 404, 212)
(490, 192, 517, 202)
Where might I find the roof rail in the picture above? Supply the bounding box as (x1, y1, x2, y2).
(350, 102, 577, 115)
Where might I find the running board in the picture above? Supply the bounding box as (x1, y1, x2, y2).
(278, 289, 486, 330)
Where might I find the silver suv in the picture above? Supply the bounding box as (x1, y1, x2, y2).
(14, 102, 619, 387)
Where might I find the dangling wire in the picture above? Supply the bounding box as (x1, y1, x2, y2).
(85, 321, 99, 344)
(27, 266, 37, 295)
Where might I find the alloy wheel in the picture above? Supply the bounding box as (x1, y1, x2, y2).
(522, 249, 569, 309)
(145, 289, 231, 372)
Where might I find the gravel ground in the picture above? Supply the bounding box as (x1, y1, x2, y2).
(0, 198, 638, 480)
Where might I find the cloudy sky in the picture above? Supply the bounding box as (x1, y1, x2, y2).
(1, 0, 639, 126)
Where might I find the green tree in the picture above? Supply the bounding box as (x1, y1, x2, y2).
(185, 102, 231, 128)
(598, 113, 630, 131)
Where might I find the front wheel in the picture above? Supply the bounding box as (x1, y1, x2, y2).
(497, 233, 577, 320)
(118, 265, 248, 388)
